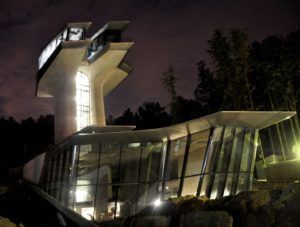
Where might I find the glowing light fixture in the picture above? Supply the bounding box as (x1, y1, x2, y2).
(76, 71, 90, 131)
(292, 143, 300, 159)
(75, 189, 87, 202)
(153, 198, 161, 207)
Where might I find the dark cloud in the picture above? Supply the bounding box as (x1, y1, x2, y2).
(0, 0, 299, 120)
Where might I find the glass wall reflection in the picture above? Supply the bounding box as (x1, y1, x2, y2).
(41, 126, 259, 222)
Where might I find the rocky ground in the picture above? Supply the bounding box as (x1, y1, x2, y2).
(101, 182, 300, 227)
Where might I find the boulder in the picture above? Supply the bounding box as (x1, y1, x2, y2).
(179, 211, 233, 227)
(129, 216, 171, 227)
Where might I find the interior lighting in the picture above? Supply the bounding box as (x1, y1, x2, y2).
(292, 143, 300, 159)
(153, 198, 161, 207)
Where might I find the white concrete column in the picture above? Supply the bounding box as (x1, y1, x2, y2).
(54, 77, 77, 142)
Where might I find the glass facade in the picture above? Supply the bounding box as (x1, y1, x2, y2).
(76, 72, 90, 131)
(259, 115, 300, 162)
(40, 125, 259, 222)
(38, 27, 86, 69)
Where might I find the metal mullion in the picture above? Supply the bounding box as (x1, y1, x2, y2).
(114, 144, 122, 219)
(279, 122, 289, 158)
(161, 140, 171, 198)
(58, 150, 68, 202)
(134, 144, 143, 214)
(267, 127, 276, 156)
(63, 147, 72, 206)
(205, 126, 225, 198)
(93, 143, 102, 220)
(217, 127, 236, 197)
(178, 135, 191, 196)
(72, 145, 81, 210)
(245, 129, 258, 190)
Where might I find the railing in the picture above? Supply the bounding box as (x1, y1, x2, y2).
(38, 27, 86, 70)
(85, 29, 121, 61)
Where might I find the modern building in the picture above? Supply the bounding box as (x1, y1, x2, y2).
(23, 21, 298, 223)
(36, 21, 133, 142)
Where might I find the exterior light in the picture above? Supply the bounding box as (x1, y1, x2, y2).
(153, 198, 161, 207)
(292, 143, 300, 159)
(128, 143, 141, 148)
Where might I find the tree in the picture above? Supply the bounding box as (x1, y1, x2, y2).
(194, 60, 220, 113)
(207, 28, 254, 110)
(162, 65, 177, 102)
(113, 108, 136, 126)
(135, 102, 171, 129)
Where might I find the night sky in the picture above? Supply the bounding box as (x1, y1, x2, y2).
(0, 0, 299, 121)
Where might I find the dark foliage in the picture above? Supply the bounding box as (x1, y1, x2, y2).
(0, 115, 54, 179)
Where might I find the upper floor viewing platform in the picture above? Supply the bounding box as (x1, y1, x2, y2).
(37, 21, 130, 80)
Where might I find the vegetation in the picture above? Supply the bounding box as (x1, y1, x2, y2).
(0, 115, 54, 180)
(112, 28, 300, 129)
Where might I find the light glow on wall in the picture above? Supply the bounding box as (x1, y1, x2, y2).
(292, 143, 300, 159)
(76, 72, 90, 131)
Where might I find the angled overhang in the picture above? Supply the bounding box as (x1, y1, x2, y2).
(68, 111, 296, 145)
(36, 40, 91, 97)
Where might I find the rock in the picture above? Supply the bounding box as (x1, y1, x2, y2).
(175, 196, 206, 214)
(129, 216, 171, 227)
(179, 211, 233, 227)
(0, 216, 22, 227)
(249, 190, 271, 212)
(136, 201, 176, 217)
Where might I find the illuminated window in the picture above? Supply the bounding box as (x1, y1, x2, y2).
(76, 72, 90, 130)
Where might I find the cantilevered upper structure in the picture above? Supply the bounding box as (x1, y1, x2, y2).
(36, 21, 133, 142)
(24, 21, 300, 224)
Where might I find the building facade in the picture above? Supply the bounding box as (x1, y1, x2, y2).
(24, 21, 297, 223)
(36, 21, 133, 142)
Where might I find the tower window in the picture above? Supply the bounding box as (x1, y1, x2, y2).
(76, 72, 90, 131)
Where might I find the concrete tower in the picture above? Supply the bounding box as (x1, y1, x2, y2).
(36, 21, 133, 142)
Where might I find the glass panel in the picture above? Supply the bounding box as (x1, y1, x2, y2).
(119, 184, 138, 218)
(120, 143, 141, 183)
(216, 127, 235, 173)
(49, 157, 57, 191)
(250, 130, 259, 173)
(94, 184, 118, 222)
(45, 161, 51, 192)
(164, 137, 187, 180)
(74, 185, 96, 220)
(227, 128, 244, 172)
(68, 28, 83, 40)
(65, 186, 76, 209)
(98, 144, 121, 185)
(38, 28, 68, 69)
(199, 174, 210, 197)
(55, 152, 64, 190)
(69, 145, 80, 186)
(136, 182, 160, 212)
(62, 148, 72, 187)
(163, 179, 180, 199)
(236, 173, 247, 194)
(240, 129, 252, 172)
(76, 71, 90, 131)
(210, 173, 226, 199)
(77, 144, 100, 185)
(204, 127, 224, 173)
(181, 176, 200, 196)
(139, 142, 163, 183)
(185, 131, 210, 176)
(223, 173, 234, 197)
